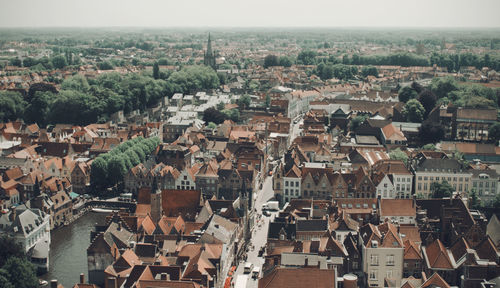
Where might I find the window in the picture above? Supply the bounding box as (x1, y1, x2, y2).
(285, 189, 288, 195)
(418, 176, 422, 180)
(184, 176, 187, 180)
(370, 255, 379, 266)
(386, 255, 395, 266)
(386, 270, 393, 278)
(290, 181, 294, 187)
(285, 181, 289, 186)
(435, 177, 439, 181)
(369, 270, 377, 280)
(418, 183, 422, 190)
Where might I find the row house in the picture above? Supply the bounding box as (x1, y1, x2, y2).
(469, 161, 499, 205)
(70, 161, 90, 194)
(378, 199, 417, 225)
(301, 166, 346, 200)
(372, 160, 413, 199)
(413, 158, 472, 198)
(282, 165, 301, 203)
(194, 159, 219, 197)
(360, 222, 405, 288)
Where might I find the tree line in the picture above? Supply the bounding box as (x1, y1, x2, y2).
(90, 136, 160, 193)
(294, 50, 500, 71)
(396, 77, 500, 144)
(0, 65, 219, 126)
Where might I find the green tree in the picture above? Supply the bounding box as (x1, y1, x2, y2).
(403, 99, 425, 123)
(469, 190, 481, 209)
(248, 80, 260, 91)
(237, 95, 251, 110)
(0, 236, 25, 267)
(51, 54, 68, 69)
(98, 61, 114, 70)
(1, 257, 38, 288)
(24, 91, 52, 126)
(431, 181, 454, 198)
(207, 122, 217, 129)
(153, 62, 160, 80)
(488, 122, 500, 144)
(264, 55, 279, 68)
(22, 57, 37, 67)
(90, 157, 108, 190)
(297, 50, 317, 65)
(419, 121, 445, 144)
(216, 102, 225, 111)
(223, 109, 240, 122)
(398, 86, 418, 103)
(61, 75, 90, 92)
(389, 148, 409, 165)
(203, 107, 226, 124)
(361, 66, 378, 77)
(492, 194, 500, 209)
(349, 115, 369, 131)
(265, 94, 271, 108)
(430, 77, 459, 99)
(421, 144, 436, 150)
(417, 90, 437, 118)
(0, 271, 14, 288)
(107, 156, 127, 185)
(278, 56, 293, 67)
(0, 91, 26, 122)
(10, 57, 22, 67)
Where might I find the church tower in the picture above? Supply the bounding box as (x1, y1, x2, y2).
(204, 33, 216, 70)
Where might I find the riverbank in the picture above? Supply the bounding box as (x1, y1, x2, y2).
(40, 212, 107, 288)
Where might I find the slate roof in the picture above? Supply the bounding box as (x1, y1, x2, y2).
(296, 219, 328, 232)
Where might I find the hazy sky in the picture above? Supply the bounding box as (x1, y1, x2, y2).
(1, 0, 499, 28)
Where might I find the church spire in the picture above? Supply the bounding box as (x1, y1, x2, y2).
(204, 32, 216, 69)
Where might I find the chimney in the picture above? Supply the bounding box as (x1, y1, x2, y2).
(50, 280, 58, 288)
(80, 273, 85, 284)
(201, 273, 209, 287)
(107, 277, 117, 288)
(8, 207, 16, 222)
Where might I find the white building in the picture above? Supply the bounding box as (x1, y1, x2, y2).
(0, 206, 51, 273)
(283, 165, 301, 203)
(360, 222, 404, 288)
(374, 174, 396, 199)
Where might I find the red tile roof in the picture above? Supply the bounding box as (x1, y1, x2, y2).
(258, 267, 336, 288)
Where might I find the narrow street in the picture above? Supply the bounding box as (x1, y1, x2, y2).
(233, 175, 276, 288)
(232, 115, 303, 287)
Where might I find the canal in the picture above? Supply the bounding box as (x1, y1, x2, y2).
(41, 212, 106, 288)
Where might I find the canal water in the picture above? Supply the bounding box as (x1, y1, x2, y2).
(40, 212, 106, 288)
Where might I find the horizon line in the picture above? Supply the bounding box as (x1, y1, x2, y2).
(1, 26, 500, 30)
